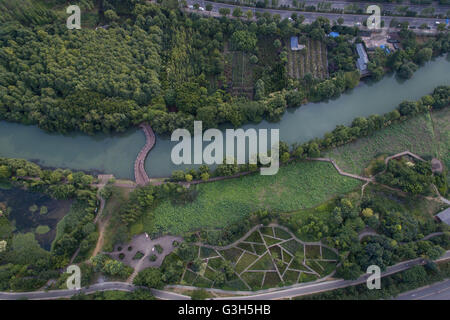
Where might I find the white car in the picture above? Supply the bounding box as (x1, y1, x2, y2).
(199, 7, 205, 11)
(288, 17, 293, 21)
(188, 5, 193, 9)
(435, 21, 440, 25)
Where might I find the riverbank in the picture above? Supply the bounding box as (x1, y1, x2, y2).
(0, 57, 448, 179)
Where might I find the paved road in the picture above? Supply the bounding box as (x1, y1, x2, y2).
(215, 257, 431, 299)
(187, 0, 447, 29)
(1, 251, 448, 300)
(0, 282, 189, 300)
(295, 0, 450, 15)
(239, 0, 450, 15)
(396, 279, 450, 300)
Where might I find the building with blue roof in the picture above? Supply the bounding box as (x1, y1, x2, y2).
(329, 32, 339, 38)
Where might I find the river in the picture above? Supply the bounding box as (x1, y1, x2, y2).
(0, 56, 449, 179)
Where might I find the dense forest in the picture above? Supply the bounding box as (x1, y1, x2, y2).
(1, 0, 448, 135)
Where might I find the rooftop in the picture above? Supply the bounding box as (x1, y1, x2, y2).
(436, 207, 450, 226)
(290, 36, 305, 51)
(356, 43, 369, 74)
(329, 32, 340, 38)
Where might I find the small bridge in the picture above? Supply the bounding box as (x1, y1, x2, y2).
(134, 123, 155, 186)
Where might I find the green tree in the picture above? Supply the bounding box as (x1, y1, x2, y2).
(104, 9, 119, 22)
(415, 48, 432, 65)
(39, 206, 48, 215)
(0, 165, 11, 179)
(254, 79, 265, 100)
(191, 289, 209, 300)
(134, 268, 164, 289)
(273, 39, 282, 49)
(232, 7, 243, 17)
(219, 8, 230, 16)
(230, 30, 257, 52)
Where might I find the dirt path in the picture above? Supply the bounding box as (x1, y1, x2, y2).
(90, 207, 110, 259)
(89, 175, 113, 259)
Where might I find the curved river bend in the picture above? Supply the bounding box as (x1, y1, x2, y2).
(0, 57, 449, 179)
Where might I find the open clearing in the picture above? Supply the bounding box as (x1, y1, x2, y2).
(144, 161, 362, 235)
(323, 111, 441, 176)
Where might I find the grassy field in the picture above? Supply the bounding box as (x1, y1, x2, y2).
(142, 161, 362, 235)
(431, 108, 450, 172)
(102, 187, 133, 252)
(287, 38, 328, 80)
(323, 112, 439, 176)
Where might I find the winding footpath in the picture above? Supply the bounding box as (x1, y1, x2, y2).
(134, 123, 155, 186)
(307, 157, 372, 182)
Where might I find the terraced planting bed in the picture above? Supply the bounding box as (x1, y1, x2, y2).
(178, 225, 339, 291)
(287, 38, 328, 80)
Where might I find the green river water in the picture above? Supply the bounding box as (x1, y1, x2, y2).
(0, 56, 449, 179)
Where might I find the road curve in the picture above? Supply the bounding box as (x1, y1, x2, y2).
(1, 251, 448, 300)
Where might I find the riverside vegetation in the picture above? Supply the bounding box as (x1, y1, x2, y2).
(1, 0, 449, 135)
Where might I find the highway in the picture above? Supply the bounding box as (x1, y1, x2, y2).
(396, 279, 450, 300)
(263, 0, 450, 15)
(187, 0, 448, 29)
(0, 251, 448, 300)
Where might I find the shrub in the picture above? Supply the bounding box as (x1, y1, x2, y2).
(154, 244, 163, 254)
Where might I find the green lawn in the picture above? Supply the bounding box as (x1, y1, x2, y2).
(431, 108, 450, 172)
(145, 161, 362, 235)
(324, 112, 438, 176)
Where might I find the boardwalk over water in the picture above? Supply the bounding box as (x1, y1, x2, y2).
(134, 123, 155, 186)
